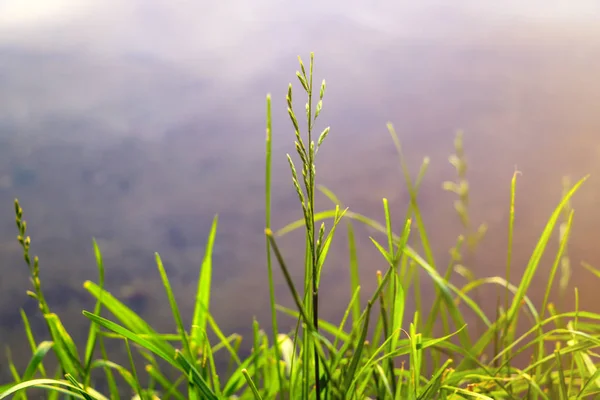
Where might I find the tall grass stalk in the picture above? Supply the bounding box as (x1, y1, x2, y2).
(264, 94, 284, 399)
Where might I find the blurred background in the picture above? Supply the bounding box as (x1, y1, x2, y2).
(1, 0, 600, 378)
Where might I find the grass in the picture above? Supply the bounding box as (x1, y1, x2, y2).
(1, 52, 600, 399)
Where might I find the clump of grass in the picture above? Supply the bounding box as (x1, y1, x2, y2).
(2, 52, 600, 400)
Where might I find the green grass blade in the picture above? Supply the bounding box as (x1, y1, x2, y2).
(0, 379, 108, 400)
(317, 185, 362, 326)
(390, 272, 405, 354)
(507, 175, 588, 324)
(242, 369, 263, 400)
(417, 359, 453, 400)
(82, 311, 178, 369)
(553, 350, 568, 400)
(222, 346, 268, 396)
(440, 385, 494, 399)
(22, 341, 54, 381)
(124, 339, 143, 399)
(505, 170, 519, 318)
(346, 221, 361, 325)
(207, 313, 241, 365)
(97, 334, 119, 400)
(342, 303, 372, 396)
(64, 374, 94, 400)
(265, 229, 312, 329)
(84, 239, 105, 375)
(316, 206, 347, 286)
(20, 309, 47, 378)
(155, 252, 193, 360)
(83, 281, 174, 358)
(5, 347, 21, 388)
(191, 215, 218, 352)
(581, 262, 600, 279)
(173, 350, 219, 400)
(89, 359, 138, 393)
(45, 313, 83, 380)
(333, 285, 361, 350)
(265, 93, 285, 400)
(201, 329, 222, 397)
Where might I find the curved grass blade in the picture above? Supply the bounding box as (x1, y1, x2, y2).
(90, 359, 138, 393)
(22, 341, 54, 381)
(64, 374, 94, 400)
(0, 379, 108, 400)
(83, 281, 174, 358)
(82, 311, 178, 368)
(440, 385, 494, 399)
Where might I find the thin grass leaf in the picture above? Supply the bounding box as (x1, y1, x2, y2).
(0, 379, 108, 400)
(45, 313, 83, 380)
(440, 385, 494, 399)
(84, 239, 105, 375)
(201, 330, 222, 397)
(155, 252, 193, 362)
(417, 359, 453, 400)
(315, 206, 347, 285)
(221, 340, 270, 396)
(576, 361, 600, 399)
(190, 215, 218, 352)
(333, 285, 361, 350)
(342, 302, 372, 396)
(64, 374, 94, 400)
(265, 229, 312, 329)
(507, 175, 588, 324)
(122, 339, 144, 399)
(22, 341, 54, 381)
(174, 350, 219, 400)
(317, 185, 362, 326)
(348, 326, 402, 395)
(581, 262, 600, 279)
(20, 309, 47, 378)
(83, 281, 174, 358)
(553, 350, 568, 400)
(89, 359, 138, 393)
(242, 369, 263, 400)
(5, 347, 20, 387)
(390, 272, 405, 355)
(83, 311, 178, 369)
